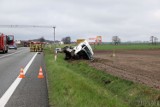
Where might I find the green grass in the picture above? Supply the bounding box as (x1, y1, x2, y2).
(44, 48, 160, 107)
(92, 44, 160, 51)
(45, 44, 76, 49)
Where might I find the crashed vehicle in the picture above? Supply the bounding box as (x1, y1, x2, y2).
(63, 40, 94, 60)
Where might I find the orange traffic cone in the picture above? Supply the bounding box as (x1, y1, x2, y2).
(19, 67, 25, 78)
(38, 66, 44, 79)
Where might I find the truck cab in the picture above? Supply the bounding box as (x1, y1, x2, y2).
(63, 40, 94, 60)
(0, 34, 14, 53)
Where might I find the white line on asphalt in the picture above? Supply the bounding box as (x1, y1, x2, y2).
(0, 49, 27, 59)
(0, 52, 38, 107)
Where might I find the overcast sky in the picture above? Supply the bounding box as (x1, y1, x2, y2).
(0, 0, 160, 42)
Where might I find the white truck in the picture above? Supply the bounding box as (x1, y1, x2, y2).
(63, 40, 94, 60)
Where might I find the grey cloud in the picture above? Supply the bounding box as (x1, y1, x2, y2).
(0, 0, 160, 42)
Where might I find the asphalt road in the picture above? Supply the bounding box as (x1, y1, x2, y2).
(0, 48, 49, 107)
(0, 47, 25, 57)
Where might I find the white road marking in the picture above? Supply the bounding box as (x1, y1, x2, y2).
(0, 48, 27, 59)
(0, 52, 38, 107)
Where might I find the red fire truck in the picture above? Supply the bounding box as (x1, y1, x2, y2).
(0, 33, 14, 53)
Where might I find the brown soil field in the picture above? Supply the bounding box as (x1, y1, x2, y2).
(89, 49, 160, 89)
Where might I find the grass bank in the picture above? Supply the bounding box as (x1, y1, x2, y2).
(44, 48, 160, 107)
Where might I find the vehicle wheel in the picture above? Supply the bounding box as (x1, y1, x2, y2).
(5, 50, 8, 53)
(3, 50, 5, 54)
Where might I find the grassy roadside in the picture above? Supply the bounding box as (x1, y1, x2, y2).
(44, 48, 160, 107)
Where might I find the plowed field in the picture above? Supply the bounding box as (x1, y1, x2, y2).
(90, 49, 160, 89)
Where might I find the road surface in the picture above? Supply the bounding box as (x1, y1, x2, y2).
(0, 48, 49, 107)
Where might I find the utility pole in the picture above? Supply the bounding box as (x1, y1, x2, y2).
(53, 27, 56, 47)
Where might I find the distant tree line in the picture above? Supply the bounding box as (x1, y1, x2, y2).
(111, 36, 159, 45)
(29, 37, 46, 42)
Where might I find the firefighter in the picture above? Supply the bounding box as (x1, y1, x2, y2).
(33, 44, 36, 52)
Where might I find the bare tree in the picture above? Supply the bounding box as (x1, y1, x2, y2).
(39, 37, 45, 42)
(62, 36, 71, 44)
(150, 36, 154, 45)
(154, 37, 158, 45)
(112, 36, 121, 45)
(150, 36, 158, 45)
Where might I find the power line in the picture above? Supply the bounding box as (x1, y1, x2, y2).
(0, 25, 55, 28)
(0, 25, 56, 46)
